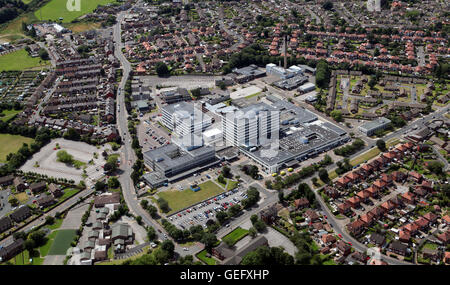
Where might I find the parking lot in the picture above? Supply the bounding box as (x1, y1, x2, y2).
(137, 114, 172, 153)
(167, 186, 247, 230)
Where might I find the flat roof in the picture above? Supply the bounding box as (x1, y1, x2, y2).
(360, 117, 391, 131)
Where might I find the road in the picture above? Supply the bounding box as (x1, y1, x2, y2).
(113, 7, 202, 257)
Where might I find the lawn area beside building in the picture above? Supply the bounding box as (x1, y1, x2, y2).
(222, 227, 249, 246)
(158, 180, 224, 214)
(196, 249, 217, 265)
(0, 49, 49, 71)
(0, 133, 35, 162)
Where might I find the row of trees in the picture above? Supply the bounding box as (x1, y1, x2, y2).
(334, 138, 365, 157)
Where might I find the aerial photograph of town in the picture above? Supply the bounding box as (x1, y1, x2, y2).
(0, 0, 449, 273)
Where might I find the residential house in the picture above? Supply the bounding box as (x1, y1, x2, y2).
(36, 195, 55, 208)
(0, 238, 24, 262)
(321, 234, 337, 246)
(336, 240, 351, 256)
(398, 230, 411, 243)
(347, 196, 361, 209)
(369, 233, 386, 247)
(294, 198, 309, 209)
(415, 217, 430, 231)
(29, 181, 47, 194)
(13, 177, 26, 192)
(347, 219, 365, 236)
(0, 217, 13, 234)
(388, 241, 408, 256)
(338, 202, 352, 215)
(304, 209, 320, 223)
(437, 231, 449, 245)
(422, 248, 440, 262)
(408, 171, 423, 183)
(9, 206, 31, 223)
(401, 192, 416, 205)
(111, 223, 134, 253)
(48, 183, 63, 198)
(402, 223, 419, 236)
(0, 175, 14, 186)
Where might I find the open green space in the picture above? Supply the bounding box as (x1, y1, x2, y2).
(158, 180, 224, 214)
(97, 246, 150, 265)
(39, 230, 58, 257)
(47, 229, 77, 255)
(215, 178, 238, 191)
(222, 227, 249, 246)
(0, 109, 22, 122)
(0, 133, 34, 162)
(35, 0, 118, 23)
(10, 250, 44, 265)
(44, 218, 64, 231)
(0, 49, 49, 71)
(196, 249, 217, 265)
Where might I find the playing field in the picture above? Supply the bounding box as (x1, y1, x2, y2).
(0, 134, 35, 162)
(0, 49, 49, 71)
(35, 0, 117, 23)
(159, 180, 224, 215)
(48, 229, 77, 255)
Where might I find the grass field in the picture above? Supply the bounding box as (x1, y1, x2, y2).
(158, 180, 224, 214)
(0, 109, 22, 122)
(0, 133, 34, 162)
(0, 12, 37, 43)
(14, 192, 29, 203)
(48, 229, 77, 255)
(222, 227, 249, 246)
(215, 178, 239, 191)
(10, 250, 44, 265)
(196, 249, 217, 265)
(35, 0, 117, 23)
(65, 21, 102, 33)
(0, 49, 49, 71)
(39, 230, 58, 257)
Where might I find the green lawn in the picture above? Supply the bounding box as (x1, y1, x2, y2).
(45, 218, 64, 231)
(39, 230, 58, 257)
(10, 250, 44, 265)
(47, 229, 77, 255)
(158, 180, 224, 214)
(196, 249, 217, 265)
(0, 49, 49, 71)
(0, 109, 22, 122)
(35, 0, 118, 23)
(222, 227, 249, 246)
(0, 133, 34, 162)
(215, 178, 239, 191)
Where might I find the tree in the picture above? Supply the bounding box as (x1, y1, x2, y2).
(140, 199, 149, 209)
(56, 150, 74, 164)
(228, 204, 241, 217)
(63, 128, 81, 141)
(108, 177, 120, 189)
(45, 216, 55, 225)
(155, 62, 170, 77)
(249, 227, 257, 238)
(427, 161, 444, 175)
(157, 198, 170, 213)
(8, 196, 19, 207)
(136, 216, 142, 225)
(217, 174, 226, 185)
(330, 110, 343, 122)
(161, 240, 175, 257)
(254, 220, 266, 232)
(38, 48, 49, 60)
(318, 168, 329, 183)
(216, 211, 228, 224)
(24, 239, 35, 252)
(278, 191, 284, 203)
(147, 205, 158, 218)
(376, 139, 387, 152)
(28, 230, 46, 247)
(13, 231, 27, 241)
(147, 227, 157, 241)
(201, 233, 218, 251)
(222, 166, 232, 178)
(95, 181, 106, 191)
